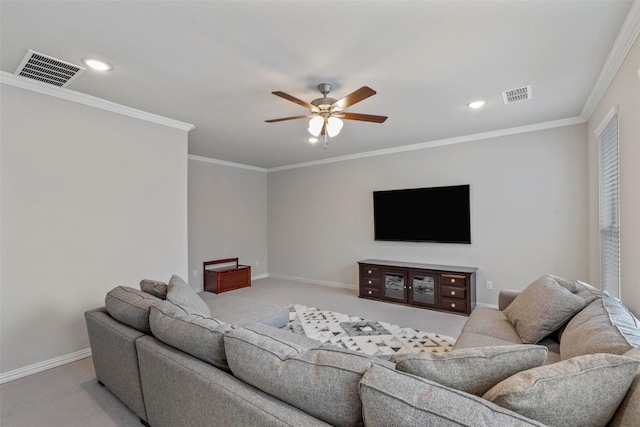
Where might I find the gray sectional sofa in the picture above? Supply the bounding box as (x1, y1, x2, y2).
(85, 274, 640, 426)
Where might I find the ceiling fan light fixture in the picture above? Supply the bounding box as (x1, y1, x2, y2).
(326, 117, 343, 137)
(308, 116, 324, 137)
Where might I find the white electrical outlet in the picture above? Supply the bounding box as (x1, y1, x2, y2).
(486, 280, 493, 290)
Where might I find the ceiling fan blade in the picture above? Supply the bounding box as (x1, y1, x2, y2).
(265, 114, 313, 123)
(271, 91, 315, 109)
(332, 86, 376, 110)
(340, 112, 388, 123)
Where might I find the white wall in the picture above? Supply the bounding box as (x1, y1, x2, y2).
(588, 35, 640, 315)
(188, 158, 268, 289)
(268, 124, 589, 305)
(0, 85, 189, 376)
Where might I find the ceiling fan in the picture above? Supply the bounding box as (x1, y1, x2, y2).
(265, 83, 387, 148)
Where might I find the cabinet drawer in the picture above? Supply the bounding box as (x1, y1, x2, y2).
(360, 287, 380, 298)
(441, 297, 468, 313)
(360, 266, 379, 278)
(441, 273, 468, 287)
(360, 277, 379, 288)
(441, 285, 466, 300)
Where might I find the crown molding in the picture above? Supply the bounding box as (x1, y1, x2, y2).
(188, 154, 268, 172)
(581, 0, 640, 120)
(267, 116, 586, 172)
(0, 71, 195, 132)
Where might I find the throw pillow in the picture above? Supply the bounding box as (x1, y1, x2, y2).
(139, 279, 167, 299)
(166, 274, 211, 317)
(149, 300, 234, 370)
(483, 353, 639, 427)
(359, 364, 545, 427)
(551, 275, 608, 304)
(105, 286, 161, 333)
(560, 297, 640, 359)
(395, 345, 548, 396)
(503, 275, 587, 343)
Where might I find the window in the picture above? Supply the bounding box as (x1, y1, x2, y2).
(596, 108, 620, 299)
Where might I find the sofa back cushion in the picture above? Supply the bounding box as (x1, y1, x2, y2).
(609, 347, 640, 426)
(503, 275, 586, 343)
(225, 323, 375, 427)
(396, 345, 547, 396)
(105, 286, 161, 333)
(149, 300, 234, 370)
(483, 353, 639, 427)
(359, 364, 545, 427)
(560, 297, 640, 359)
(166, 274, 211, 317)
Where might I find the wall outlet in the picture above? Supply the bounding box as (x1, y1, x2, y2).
(255, 260, 260, 267)
(193, 270, 198, 278)
(486, 280, 493, 290)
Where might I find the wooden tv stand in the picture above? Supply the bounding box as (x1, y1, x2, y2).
(203, 258, 251, 293)
(358, 259, 477, 315)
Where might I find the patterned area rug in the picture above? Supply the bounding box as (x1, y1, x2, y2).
(288, 304, 455, 360)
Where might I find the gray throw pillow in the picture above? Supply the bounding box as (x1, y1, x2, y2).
(359, 364, 545, 427)
(140, 279, 167, 299)
(225, 323, 375, 427)
(551, 275, 608, 304)
(166, 274, 211, 317)
(149, 300, 234, 370)
(396, 345, 547, 396)
(105, 286, 161, 333)
(560, 297, 640, 359)
(503, 275, 587, 343)
(483, 353, 639, 427)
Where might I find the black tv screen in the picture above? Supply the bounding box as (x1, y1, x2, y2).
(373, 185, 471, 243)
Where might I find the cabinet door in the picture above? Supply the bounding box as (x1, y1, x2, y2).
(408, 270, 438, 308)
(382, 269, 407, 303)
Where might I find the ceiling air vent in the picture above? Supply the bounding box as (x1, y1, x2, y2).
(14, 50, 85, 88)
(502, 85, 532, 104)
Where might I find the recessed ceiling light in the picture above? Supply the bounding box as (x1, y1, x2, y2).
(308, 137, 318, 144)
(82, 58, 112, 71)
(468, 100, 486, 109)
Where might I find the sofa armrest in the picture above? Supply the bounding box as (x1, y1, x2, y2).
(499, 290, 521, 311)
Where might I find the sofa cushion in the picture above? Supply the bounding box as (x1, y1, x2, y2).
(166, 274, 211, 317)
(458, 307, 522, 343)
(105, 286, 161, 333)
(396, 345, 547, 396)
(225, 323, 378, 427)
(149, 300, 234, 370)
(139, 279, 167, 299)
(503, 275, 586, 343)
(483, 353, 639, 427)
(359, 364, 545, 427)
(560, 297, 640, 360)
(609, 347, 640, 426)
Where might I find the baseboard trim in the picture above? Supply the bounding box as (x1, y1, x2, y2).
(252, 273, 269, 281)
(0, 348, 92, 384)
(475, 302, 499, 309)
(268, 274, 357, 290)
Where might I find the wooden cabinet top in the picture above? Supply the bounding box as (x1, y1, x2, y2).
(358, 259, 477, 274)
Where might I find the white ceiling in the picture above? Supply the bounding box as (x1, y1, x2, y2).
(0, 1, 635, 169)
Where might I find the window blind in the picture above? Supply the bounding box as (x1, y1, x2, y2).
(597, 110, 620, 299)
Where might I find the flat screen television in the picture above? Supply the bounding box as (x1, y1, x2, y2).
(373, 184, 471, 244)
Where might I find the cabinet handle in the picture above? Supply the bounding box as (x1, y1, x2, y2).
(368, 290, 372, 295)
(403, 286, 406, 289)
(451, 278, 455, 283)
(368, 280, 372, 284)
(409, 287, 412, 290)
(450, 291, 456, 296)
(368, 270, 372, 274)
(451, 303, 456, 308)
